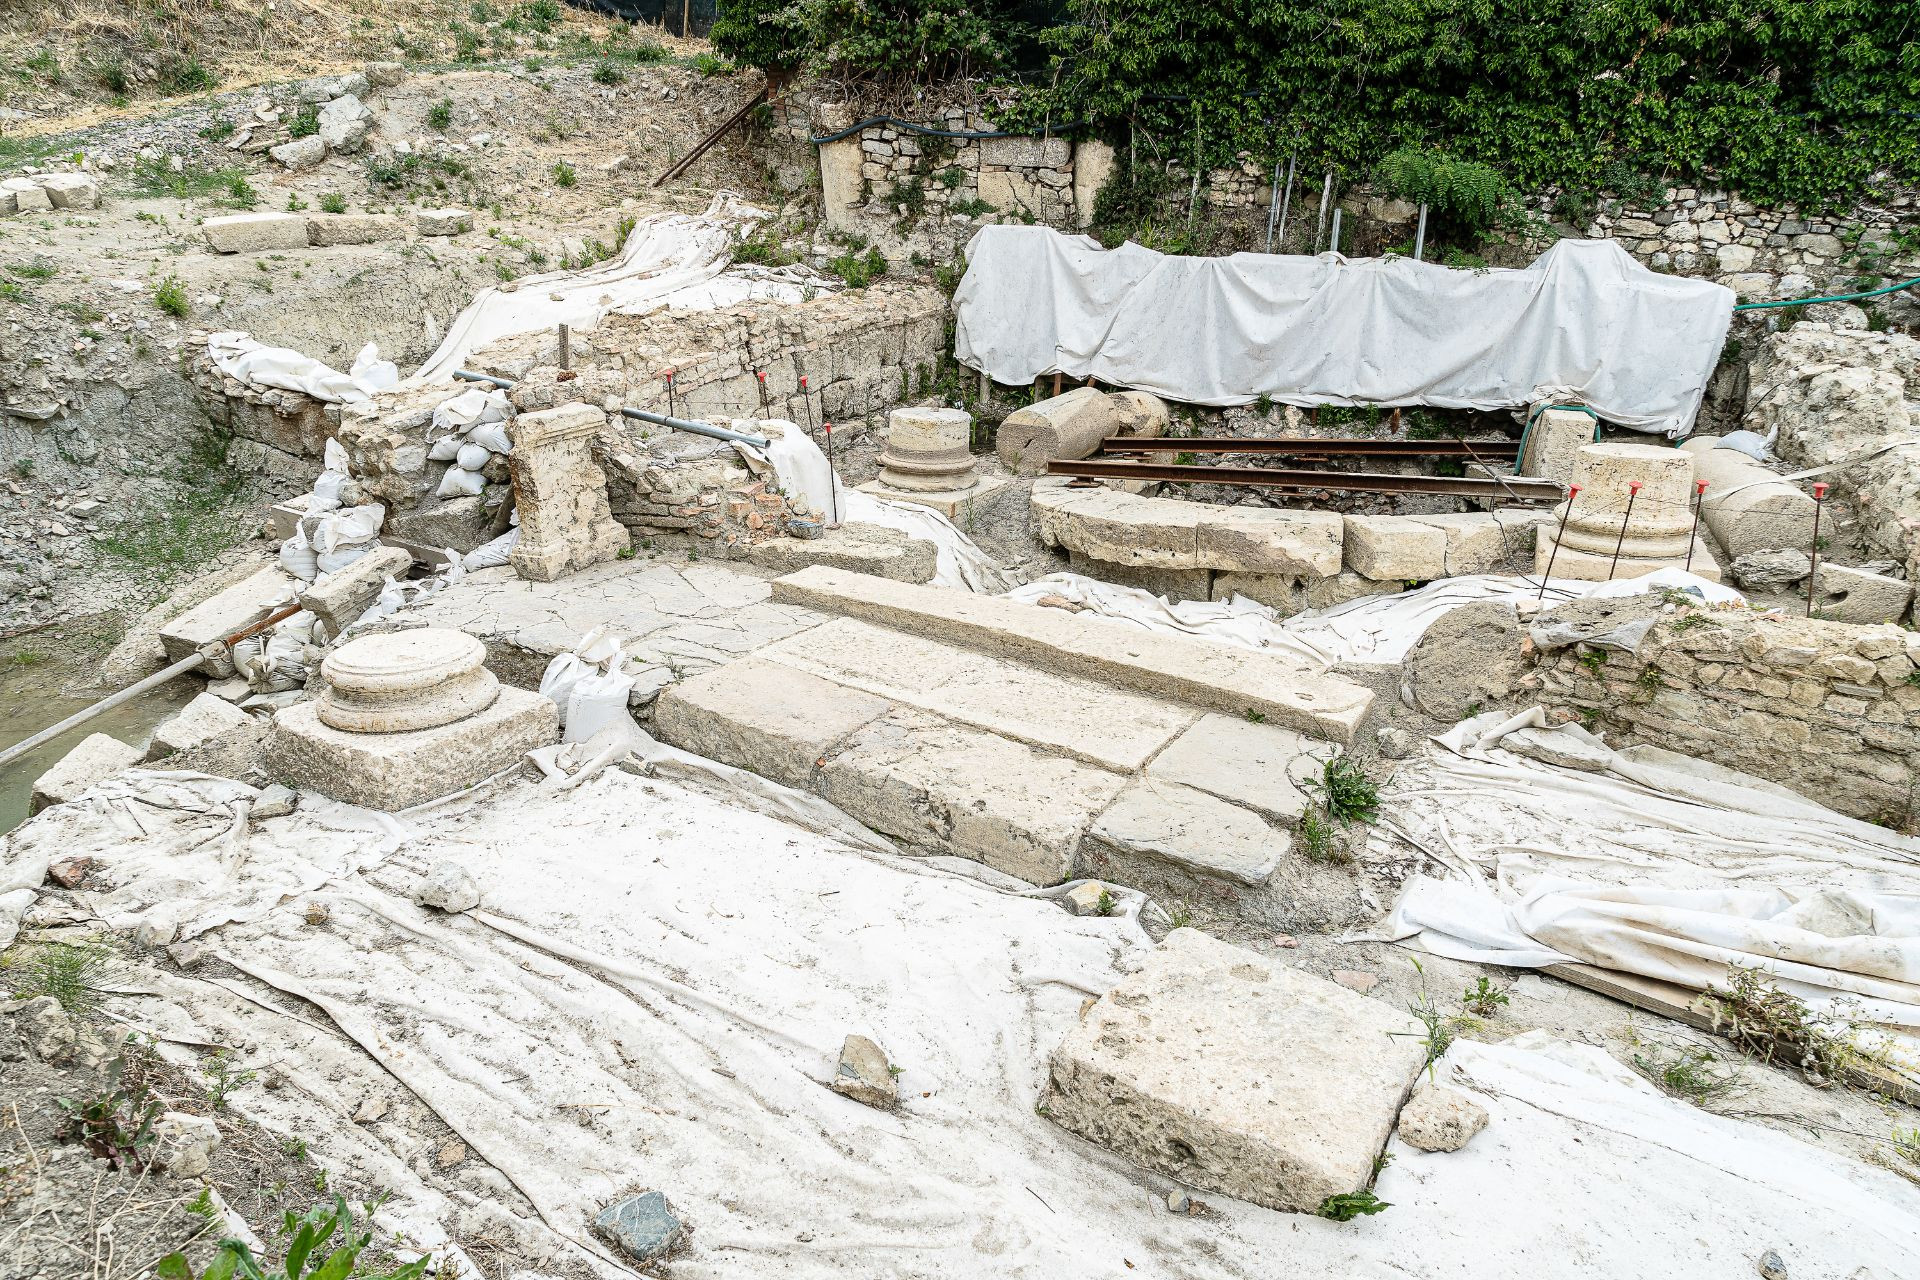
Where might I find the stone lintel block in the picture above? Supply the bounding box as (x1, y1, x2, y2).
(264, 685, 558, 811)
(299, 544, 412, 638)
(202, 212, 310, 253)
(1200, 507, 1343, 578)
(1043, 928, 1426, 1214)
(1144, 712, 1332, 826)
(1083, 778, 1286, 894)
(1343, 514, 1447, 581)
(304, 213, 407, 247)
(652, 658, 893, 790)
(31, 733, 143, 813)
(158, 567, 300, 663)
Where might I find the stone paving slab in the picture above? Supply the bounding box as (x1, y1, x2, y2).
(755, 618, 1198, 772)
(158, 567, 299, 663)
(652, 658, 893, 790)
(1044, 928, 1426, 1214)
(770, 567, 1373, 743)
(1143, 712, 1333, 826)
(1082, 777, 1286, 891)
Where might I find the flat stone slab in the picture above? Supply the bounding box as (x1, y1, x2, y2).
(756, 618, 1198, 772)
(32, 733, 143, 813)
(1034, 481, 1342, 577)
(857, 472, 1010, 523)
(770, 567, 1373, 743)
(146, 693, 255, 762)
(1344, 514, 1447, 581)
(264, 685, 558, 811)
(203, 211, 309, 253)
(1144, 713, 1332, 825)
(1044, 929, 1427, 1213)
(159, 567, 299, 664)
(745, 521, 936, 583)
(652, 658, 893, 789)
(818, 708, 1127, 885)
(1082, 778, 1286, 892)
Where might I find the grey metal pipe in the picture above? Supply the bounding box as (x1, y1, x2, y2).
(1413, 203, 1428, 262)
(452, 369, 770, 449)
(0, 650, 205, 773)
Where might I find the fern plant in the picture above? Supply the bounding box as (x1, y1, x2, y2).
(1374, 146, 1514, 236)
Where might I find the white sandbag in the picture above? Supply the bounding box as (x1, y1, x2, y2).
(563, 668, 636, 744)
(277, 529, 319, 583)
(538, 625, 623, 713)
(309, 439, 353, 514)
(310, 503, 386, 554)
(347, 342, 400, 397)
(455, 443, 491, 471)
(460, 527, 518, 570)
(427, 434, 464, 462)
(466, 420, 512, 455)
(314, 542, 374, 577)
(436, 466, 486, 499)
(431, 387, 507, 435)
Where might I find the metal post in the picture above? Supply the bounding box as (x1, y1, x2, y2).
(1537, 485, 1580, 602)
(1607, 482, 1644, 581)
(1329, 207, 1343, 256)
(824, 421, 840, 526)
(1413, 204, 1428, 262)
(799, 374, 818, 441)
(1265, 150, 1289, 253)
(1684, 480, 1707, 573)
(1312, 171, 1332, 252)
(1806, 482, 1829, 616)
(665, 370, 676, 420)
(756, 370, 769, 418)
(557, 324, 570, 370)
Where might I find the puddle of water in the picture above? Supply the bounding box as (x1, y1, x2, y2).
(0, 656, 199, 835)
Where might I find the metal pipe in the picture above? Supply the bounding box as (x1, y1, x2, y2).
(453, 369, 770, 449)
(1098, 436, 1518, 458)
(1413, 203, 1428, 262)
(0, 651, 207, 772)
(1274, 151, 1296, 249)
(1329, 207, 1343, 256)
(1684, 480, 1707, 573)
(1312, 171, 1332, 251)
(1806, 482, 1829, 617)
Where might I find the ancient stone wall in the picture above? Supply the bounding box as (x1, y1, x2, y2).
(1525, 598, 1920, 825)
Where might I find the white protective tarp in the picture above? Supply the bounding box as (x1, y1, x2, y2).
(206, 331, 399, 404)
(411, 193, 824, 385)
(9, 766, 1920, 1278)
(953, 226, 1734, 434)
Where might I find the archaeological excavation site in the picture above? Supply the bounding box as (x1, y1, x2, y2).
(4, 3, 1920, 1277)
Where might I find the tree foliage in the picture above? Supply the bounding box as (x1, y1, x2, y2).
(1007, 1, 1920, 210)
(713, 1, 1038, 95)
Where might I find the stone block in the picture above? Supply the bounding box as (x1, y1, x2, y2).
(997, 388, 1120, 475)
(980, 135, 1071, 168)
(1211, 572, 1305, 615)
(745, 521, 936, 583)
(818, 137, 865, 227)
(158, 567, 300, 663)
(270, 136, 327, 169)
(36, 173, 99, 210)
(415, 206, 473, 236)
(1201, 507, 1343, 577)
(818, 708, 1128, 885)
(385, 497, 494, 553)
(146, 694, 255, 762)
(1144, 713, 1332, 825)
(1811, 563, 1913, 625)
(1518, 407, 1596, 483)
(507, 402, 630, 581)
(364, 61, 406, 87)
(652, 658, 893, 790)
(202, 212, 309, 254)
(2, 178, 52, 212)
(305, 213, 405, 247)
(1082, 779, 1287, 896)
(1032, 483, 1202, 569)
(1343, 514, 1447, 581)
(264, 685, 558, 811)
(31, 734, 143, 814)
(318, 94, 372, 153)
(1073, 139, 1118, 228)
(855, 472, 1009, 523)
(1065, 551, 1213, 604)
(1410, 510, 1551, 576)
(593, 1192, 683, 1265)
(1043, 929, 1426, 1213)
(831, 1034, 897, 1108)
(298, 544, 412, 637)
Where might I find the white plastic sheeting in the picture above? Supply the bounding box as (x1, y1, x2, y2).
(953, 227, 1733, 434)
(206, 331, 399, 403)
(411, 193, 823, 385)
(7, 768, 1918, 1278)
(1371, 708, 1920, 1080)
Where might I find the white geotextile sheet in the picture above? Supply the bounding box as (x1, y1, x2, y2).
(15, 767, 1919, 1278)
(953, 227, 1733, 433)
(206, 330, 399, 403)
(760, 420, 1009, 592)
(1003, 569, 1740, 668)
(1373, 709, 1920, 1074)
(412, 192, 815, 384)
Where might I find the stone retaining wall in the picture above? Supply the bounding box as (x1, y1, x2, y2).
(1526, 598, 1920, 825)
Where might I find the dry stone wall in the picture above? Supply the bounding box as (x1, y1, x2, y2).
(1525, 597, 1920, 825)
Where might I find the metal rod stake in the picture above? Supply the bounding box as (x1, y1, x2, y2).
(1684, 480, 1707, 573)
(1806, 483, 1829, 617)
(1607, 483, 1644, 581)
(1537, 485, 1580, 602)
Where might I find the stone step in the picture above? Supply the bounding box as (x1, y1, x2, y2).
(158, 566, 299, 664)
(768, 566, 1373, 743)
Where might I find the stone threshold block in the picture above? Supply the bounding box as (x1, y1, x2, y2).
(158, 567, 299, 663)
(1534, 537, 1722, 584)
(508, 401, 630, 582)
(264, 685, 558, 811)
(856, 472, 1009, 523)
(32, 733, 143, 814)
(1044, 929, 1426, 1213)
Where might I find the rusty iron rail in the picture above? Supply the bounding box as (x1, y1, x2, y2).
(653, 86, 772, 187)
(1097, 436, 1519, 458)
(1048, 457, 1563, 501)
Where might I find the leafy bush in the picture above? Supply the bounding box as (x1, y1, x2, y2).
(287, 102, 319, 139)
(156, 1195, 431, 1280)
(426, 100, 452, 131)
(152, 274, 189, 317)
(827, 246, 887, 288)
(318, 191, 346, 214)
(1374, 147, 1515, 235)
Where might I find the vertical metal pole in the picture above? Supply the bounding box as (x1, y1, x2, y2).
(1684, 480, 1707, 573)
(1806, 483, 1829, 616)
(1272, 152, 1296, 252)
(1413, 204, 1428, 262)
(756, 370, 769, 418)
(665, 370, 675, 420)
(799, 374, 817, 441)
(1329, 207, 1343, 256)
(1264, 152, 1284, 252)
(1312, 171, 1332, 252)
(1607, 483, 1644, 581)
(1537, 485, 1580, 602)
(825, 421, 839, 526)
(558, 324, 570, 370)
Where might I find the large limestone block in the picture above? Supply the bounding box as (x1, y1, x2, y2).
(756, 618, 1196, 772)
(997, 388, 1121, 476)
(1073, 139, 1118, 228)
(1409, 510, 1553, 576)
(1144, 713, 1332, 825)
(37, 172, 99, 210)
(264, 685, 558, 811)
(305, 213, 405, 246)
(1517, 406, 1596, 482)
(202, 212, 309, 253)
(146, 694, 254, 762)
(416, 207, 473, 237)
(31, 734, 143, 813)
(1200, 507, 1343, 577)
(818, 137, 865, 228)
(1810, 563, 1913, 624)
(1043, 929, 1426, 1213)
(299, 544, 411, 638)
(652, 658, 893, 789)
(1343, 515, 1447, 581)
(818, 708, 1127, 884)
(1038, 486, 1203, 570)
(1106, 390, 1169, 438)
(507, 402, 630, 581)
(158, 567, 299, 663)
(746, 522, 935, 583)
(318, 93, 372, 153)
(1680, 437, 1819, 559)
(270, 136, 327, 169)
(1082, 778, 1287, 897)
(2, 177, 52, 212)
(980, 135, 1071, 168)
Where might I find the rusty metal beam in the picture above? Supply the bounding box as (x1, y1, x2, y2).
(1097, 436, 1519, 458)
(1047, 457, 1563, 501)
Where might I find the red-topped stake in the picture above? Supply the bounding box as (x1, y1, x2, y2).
(1607, 480, 1644, 582)
(798, 374, 818, 440)
(1537, 483, 1581, 601)
(755, 369, 770, 418)
(1684, 479, 1709, 574)
(1807, 481, 1830, 616)
(823, 421, 839, 526)
(663, 369, 677, 420)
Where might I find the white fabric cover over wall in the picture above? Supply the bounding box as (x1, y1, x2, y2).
(952, 227, 1734, 434)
